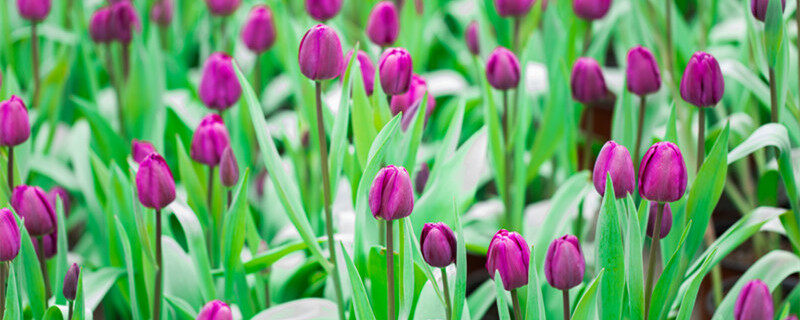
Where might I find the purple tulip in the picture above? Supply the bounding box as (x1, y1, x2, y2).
(751, 0, 786, 21)
(366, 1, 400, 47)
(298, 24, 344, 81)
(197, 300, 233, 320)
(680, 52, 724, 107)
(390, 74, 433, 129)
(486, 229, 530, 290)
(494, 0, 535, 17)
(342, 50, 375, 96)
(191, 114, 231, 167)
(486, 47, 521, 91)
(571, 57, 607, 104)
(219, 146, 239, 188)
(414, 163, 430, 194)
(90, 8, 112, 43)
(199, 52, 242, 111)
(592, 141, 635, 199)
(150, 0, 173, 26)
(465, 21, 480, 56)
(379, 48, 413, 96)
(638, 142, 688, 203)
(544, 234, 585, 290)
(0, 208, 21, 262)
(108, 1, 141, 44)
(17, 0, 51, 22)
(135, 153, 176, 210)
(306, 0, 343, 22)
(734, 280, 774, 320)
(11, 185, 56, 236)
(369, 165, 414, 221)
(32, 229, 56, 258)
(205, 0, 240, 16)
(626, 46, 661, 96)
(132, 139, 157, 164)
(48, 186, 71, 216)
(0, 96, 31, 147)
(241, 5, 277, 54)
(420, 222, 457, 268)
(573, 0, 612, 20)
(784, 316, 798, 320)
(63, 263, 80, 301)
(646, 202, 673, 239)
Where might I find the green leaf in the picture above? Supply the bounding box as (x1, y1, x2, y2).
(3, 264, 21, 320)
(596, 176, 624, 320)
(53, 198, 69, 305)
(114, 216, 146, 320)
(764, 0, 784, 67)
(676, 249, 717, 320)
(649, 220, 694, 320)
(42, 305, 63, 320)
(452, 199, 468, 320)
(351, 59, 378, 168)
(624, 196, 645, 320)
(83, 267, 125, 312)
(481, 75, 507, 199)
(572, 269, 605, 320)
(72, 266, 85, 320)
(166, 201, 214, 302)
(241, 238, 327, 273)
(524, 243, 546, 320)
(341, 243, 377, 320)
(175, 136, 209, 228)
(329, 42, 359, 195)
(493, 271, 511, 320)
(531, 172, 591, 267)
(13, 213, 46, 320)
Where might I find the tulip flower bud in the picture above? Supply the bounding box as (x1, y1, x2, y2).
(414, 163, 430, 194)
(132, 139, 156, 164)
(32, 230, 56, 258)
(646, 202, 673, 239)
(785, 315, 798, 320)
(342, 50, 375, 96)
(366, 1, 400, 47)
(751, 0, 785, 21)
(638, 142, 688, 203)
(150, 0, 173, 27)
(626, 46, 661, 96)
(11, 185, 56, 236)
(486, 229, 530, 290)
(0, 95, 31, 147)
(241, 5, 276, 54)
(199, 52, 242, 111)
(544, 234, 585, 290)
(592, 141, 635, 199)
(17, 0, 51, 22)
(108, 1, 141, 44)
(680, 52, 724, 107)
(90, 8, 112, 43)
(420, 222, 457, 268)
(191, 114, 231, 166)
(465, 21, 480, 56)
(573, 0, 611, 20)
(197, 300, 233, 320)
(219, 147, 239, 188)
(390, 74, 427, 116)
(136, 153, 176, 209)
(571, 57, 607, 104)
(299, 24, 344, 81)
(306, 0, 343, 22)
(485, 47, 521, 91)
(494, 0, 535, 17)
(369, 165, 414, 221)
(63, 263, 80, 301)
(0, 208, 21, 262)
(734, 280, 774, 320)
(48, 186, 71, 216)
(379, 48, 413, 96)
(205, 0, 241, 16)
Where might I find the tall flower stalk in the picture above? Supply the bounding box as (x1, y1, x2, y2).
(625, 46, 662, 168)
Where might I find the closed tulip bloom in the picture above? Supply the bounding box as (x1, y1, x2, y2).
(306, 0, 343, 21)
(32, 231, 56, 258)
(205, 0, 240, 16)
(132, 139, 157, 164)
(751, 0, 785, 21)
(150, 0, 173, 26)
(241, 5, 277, 54)
(342, 50, 375, 96)
(197, 300, 233, 320)
(486, 47, 520, 90)
(592, 141, 635, 198)
(17, 0, 51, 22)
(573, 0, 611, 20)
(108, 1, 141, 44)
(90, 8, 112, 43)
(414, 163, 429, 194)
(494, 0, 535, 17)
(199, 52, 242, 110)
(63, 263, 80, 301)
(465, 21, 480, 56)
(626, 46, 661, 96)
(420, 222, 457, 268)
(646, 202, 673, 239)
(369, 165, 414, 221)
(136, 153, 176, 209)
(298, 24, 344, 81)
(219, 147, 239, 188)
(680, 52, 724, 107)
(191, 114, 231, 166)
(638, 142, 688, 203)
(734, 280, 773, 320)
(571, 57, 607, 104)
(48, 187, 71, 216)
(379, 48, 413, 95)
(366, 1, 400, 47)
(0, 208, 21, 262)
(544, 234, 585, 290)
(390, 74, 431, 128)
(0, 96, 31, 147)
(486, 229, 530, 290)
(11, 185, 56, 236)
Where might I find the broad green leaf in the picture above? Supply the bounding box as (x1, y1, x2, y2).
(53, 198, 69, 305)
(166, 201, 214, 302)
(493, 271, 511, 320)
(452, 199, 468, 320)
(329, 42, 359, 195)
(13, 214, 46, 320)
(676, 249, 717, 320)
(341, 243, 377, 320)
(114, 217, 145, 320)
(572, 269, 605, 320)
(524, 243, 546, 320)
(596, 176, 624, 320)
(624, 196, 645, 320)
(649, 220, 694, 320)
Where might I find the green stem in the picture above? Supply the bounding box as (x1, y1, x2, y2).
(502, 90, 513, 229)
(697, 108, 705, 172)
(386, 220, 395, 320)
(634, 95, 647, 172)
(644, 202, 664, 320)
(254, 55, 262, 99)
(583, 104, 594, 172)
(208, 166, 216, 267)
(7, 147, 13, 193)
(31, 23, 41, 109)
(562, 289, 571, 320)
(441, 268, 452, 320)
(154, 209, 162, 320)
(0, 262, 7, 320)
(37, 236, 51, 302)
(665, 0, 673, 85)
(510, 289, 522, 320)
(769, 67, 778, 123)
(67, 300, 73, 320)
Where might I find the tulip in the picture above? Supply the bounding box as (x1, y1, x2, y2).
(11, 185, 56, 237)
(135, 153, 176, 210)
(366, 2, 400, 47)
(48, 187, 71, 217)
(379, 48, 413, 96)
(298, 24, 344, 81)
(785, 316, 798, 320)
(751, 0, 785, 21)
(63, 263, 79, 301)
(573, 0, 612, 20)
(626, 46, 661, 96)
(734, 280, 773, 320)
(241, 6, 277, 54)
(150, 0, 173, 26)
(0, 208, 21, 262)
(132, 139, 157, 164)
(592, 141, 635, 199)
(680, 52, 724, 108)
(219, 147, 239, 188)
(465, 21, 480, 56)
(544, 234, 585, 290)
(571, 57, 607, 104)
(32, 231, 56, 259)
(197, 300, 233, 320)
(0, 96, 31, 147)
(342, 50, 375, 96)
(494, 0, 535, 17)
(646, 202, 672, 239)
(306, 0, 343, 22)
(369, 165, 414, 221)
(205, 0, 240, 16)
(108, 1, 141, 44)
(414, 163, 430, 194)
(191, 114, 231, 166)
(420, 222, 457, 268)
(199, 52, 242, 111)
(390, 74, 433, 129)
(638, 142, 688, 203)
(486, 47, 521, 91)
(486, 229, 530, 291)
(17, 0, 51, 22)
(90, 8, 112, 43)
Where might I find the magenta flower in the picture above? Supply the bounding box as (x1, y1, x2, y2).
(486, 47, 521, 91)
(638, 142, 688, 203)
(592, 141, 635, 199)
(486, 229, 530, 290)
(680, 52, 724, 107)
(544, 234, 585, 290)
(298, 24, 344, 81)
(420, 222, 457, 268)
(199, 52, 242, 111)
(369, 165, 414, 221)
(626, 46, 661, 96)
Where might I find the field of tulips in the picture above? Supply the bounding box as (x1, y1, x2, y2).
(0, 0, 800, 319)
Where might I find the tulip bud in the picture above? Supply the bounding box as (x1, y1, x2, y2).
(17, 0, 51, 22)
(734, 280, 774, 320)
(390, 74, 430, 128)
(150, 0, 173, 27)
(366, 1, 400, 47)
(571, 57, 607, 104)
(785, 316, 798, 320)
(378, 48, 413, 96)
(298, 24, 344, 81)
(646, 202, 673, 239)
(306, 0, 343, 22)
(342, 50, 375, 96)
(0, 95, 31, 147)
(638, 142, 688, 203)
(108, 1, 141, 44)
(573, 0, 611, 20)
(199, 52, 242, 111)
(486, 229, 530, 290)
(191, 114, 231, 166)
(751, 0, 786, 21)
(0, 208, 21, 262)
(132, 139, 157, 164)
(90, 8, 112, 43)
(680, 52, 724, 107)
(592, 141, 635, 199)
(544, 234, 585, 290)
(63, 263, 80, 301)
(494, 0, 535, 17)
(32, 230, 56, 258)
(414, 163, 430, 194)
(626, 46, 661, 96)
(420, 222, 457, 268)
(486, 47, 521, 91)
(197, 300, 233, 320)
(11, 185, 55, 237)
(369, 165, 414, 221)
(48, 186, 71, 217)
(241, 5, 276, 54)
(465, 21, 480, 56)
(136, 153, 176, 209)
(219, 147, 239, 188)
(205, 0, 241, 16)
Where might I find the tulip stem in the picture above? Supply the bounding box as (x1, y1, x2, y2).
(0, 262, 8, 320)
(697, 108, 705, 171)
(644, 202, 665, 320)
(634, 95, 647, 172)
(207, 166, 217, 267)
(441, 268, 452, 320)
(501, 90, 514, 229)
(36, 236, 51, 301)
(582, 22, 592, 54)
(562, 289, 571, 320)
(31, 23, 41, 109)
(122, 43, 130, 80)
(665, 0, 673, 84)
(67, 300, 74, 320)
(7, 147, 13, 192)
(315, 81, 346, 320)
(768, 67, 778, 123)
(510, 289, 522, 320)
(154, 208, 163, 320)
(386, 220, 396, 320)
(104, 44, 127, 140)
(254, 55, 262, 99)
(582, 104, 594, 172)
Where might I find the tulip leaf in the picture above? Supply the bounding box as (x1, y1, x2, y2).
(175, 136, 209, 230)
(42, 305, 63, 320)
(4, 264, 21, 320)
(625, 197, 645, 320)
(72, 265, 86, 320)
(329, 42, 359, 197)
(764, 0, 784, 68)
(166, 201, 214, 302)
(493, 271, 512, 320)
(531, 172, 591, 268)
(341, 243, 377, 320)
(12, 214, 46, 320)
(648, 219, 694, 320)
(398, 219, 415, 320)
(524, 243, 546, 320)
(572, 269, 604, 320)
(452, 199, 468, 320)
(675, 249, 717, 320)
(114, 216, 145, 320)
(481, 71, 507, 200)
(53, 198, 69, 305)
(351, 57, 377, 168)
(596, 175, 624, 320)
(164, 294, 198, 319)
